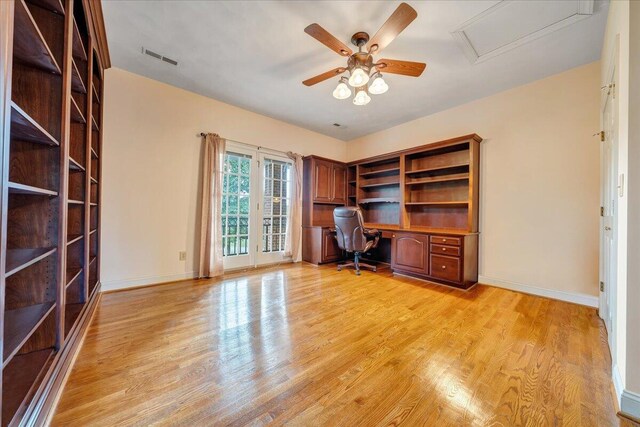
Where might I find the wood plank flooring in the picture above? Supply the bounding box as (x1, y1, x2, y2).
(51, 263, 630, 426)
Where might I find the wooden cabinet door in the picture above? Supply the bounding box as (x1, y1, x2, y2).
(322, 228, 343, 262)
(391, 232, 429, 274)
(332, 164, 347, 204)
(313, 159, 333, 202)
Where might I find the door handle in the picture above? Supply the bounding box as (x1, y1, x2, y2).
(605, 226, 612, 231)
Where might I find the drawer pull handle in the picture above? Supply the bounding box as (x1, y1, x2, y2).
(441, 265, 446, 269)
(442, 247, 446, 251)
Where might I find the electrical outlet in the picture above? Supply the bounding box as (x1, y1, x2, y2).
(179, 251, 186, 261)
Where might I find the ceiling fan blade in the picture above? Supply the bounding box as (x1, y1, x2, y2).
(375, 59, 426, 77)
(304, 24, 353, 57)
(366, 3, 417, 54)
(303, 67, 347, 86)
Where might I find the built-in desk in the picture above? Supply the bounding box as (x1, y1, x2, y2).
(358, 224, 478, 289)
(302, 135, 482, 290)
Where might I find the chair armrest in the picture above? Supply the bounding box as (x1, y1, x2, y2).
(363, 228, 380, 236)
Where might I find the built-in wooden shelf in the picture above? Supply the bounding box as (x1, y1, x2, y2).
(406, 173, 470, 185)
(72, 18, 87, 61)
(2, 348, 54, 426)
(68, 156, 85, 171)
(90, 146, 98, 159)
(359, 167, 400, 178)
(70, 96, 86, 124)
(8, 182, 57, 197)
(71, 59, 87, 94)
(89, 202, 97, 207)
(67, 199, 83, 205)
(29, 0, 65, 15)
(405, 201, 469, 206)
(65, 267, 82, 287)
(359, 197, 400, 204)
(3, 302, 56, 363)
(90, 176, 98, 184)
(360, 181, 400, 189)
(13, 0, 62, 74)
(64, 303, 84, 335)
(92, 84, 100, 104)
(66, 234, 83, 245)
(89, 256, 97, 265)
(5, 247, 56, 277)
(91, 115, 99, 131)
(405, 162, 470, 175)
(348, 180, 356, 184)
(10, 102, 59, 146)
(89, 229, 97, 235)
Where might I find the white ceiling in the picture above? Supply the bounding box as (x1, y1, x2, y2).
(102, 0, 608, 141)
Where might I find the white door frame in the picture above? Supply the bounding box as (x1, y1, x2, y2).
(599, 42, 619, 358)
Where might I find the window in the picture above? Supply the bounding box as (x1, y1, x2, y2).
(222, 152, 251, 257)
(262, 159, 291, 254)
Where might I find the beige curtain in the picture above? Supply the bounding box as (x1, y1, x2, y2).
(198, 133, 226, 278)
(284, 152, 303, 262)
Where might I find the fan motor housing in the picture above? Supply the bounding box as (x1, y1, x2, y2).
(351, 32, 370, 47)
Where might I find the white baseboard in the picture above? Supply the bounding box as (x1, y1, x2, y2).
(621, 389, 640, 419)
(478, 275, 599, 308)
(101, 271, 197, 292)
(613, 364, 624, 407)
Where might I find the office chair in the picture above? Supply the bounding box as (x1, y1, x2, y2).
(333, 206, 381, 275)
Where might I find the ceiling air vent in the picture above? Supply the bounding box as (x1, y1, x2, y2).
(141, 47, 178, 66)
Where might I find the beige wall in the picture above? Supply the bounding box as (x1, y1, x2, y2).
(347, 62, 601, 303)
(101, 67, 346, 290)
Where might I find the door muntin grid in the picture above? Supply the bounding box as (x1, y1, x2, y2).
(262, 159, 291, 253)
(222, 152, 252, 257)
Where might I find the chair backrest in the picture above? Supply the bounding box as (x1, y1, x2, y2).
(333, 206, 368, 252)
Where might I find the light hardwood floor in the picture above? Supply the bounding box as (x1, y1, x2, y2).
(52, 263, 630, 426)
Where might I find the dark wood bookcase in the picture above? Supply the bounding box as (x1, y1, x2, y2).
(0, 0, 109, 424)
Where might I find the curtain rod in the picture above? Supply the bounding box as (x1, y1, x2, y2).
(198, 132, 291, 156)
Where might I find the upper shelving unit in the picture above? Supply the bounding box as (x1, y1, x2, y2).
(13, 0, 62, 75)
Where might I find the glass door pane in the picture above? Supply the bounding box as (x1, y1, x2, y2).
(222, 151, 253, 269)
(258, 156, 292, 265)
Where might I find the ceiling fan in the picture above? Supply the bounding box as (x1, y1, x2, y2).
(302, 2, 426, 106)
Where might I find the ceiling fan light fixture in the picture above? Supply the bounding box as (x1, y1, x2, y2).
(332, 77, 351, 100)
(369, 73, 389, 95)
(353, 87, 371, 106)
(348, 67, 370, 88)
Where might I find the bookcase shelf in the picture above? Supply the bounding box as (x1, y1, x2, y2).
(406, 173, 469, 185)
(65, 267, 82, 288)
(71, 18, 87, 61)
(10, 102, 59, 146)
(91, 115, 99, 131)
(3, 302, 56, 363)
(405, 162, 469, 175)
(13, 0, 61, 75)
(359, 167, 399, 178)
(68, 156, 85, 171)
(5, 248, 56, 277)
(405, 201, 469, 206)
(359, 197, 400, 204)
(71, 59, 87, 94)
(7, 182, 57, 197)
(70, 96, 86, 124)
(92, 84, 100, 104)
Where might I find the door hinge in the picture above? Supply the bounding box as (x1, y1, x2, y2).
(600, 206, 604, 216)
(600, 281, 605, 292)
(256, 245, 259, 252)
(600, 130, 605, 142)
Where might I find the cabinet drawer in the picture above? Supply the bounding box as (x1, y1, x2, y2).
(430, 236, 461, 246)
(430, 244, 461, 257)
(429, 255, 461, 283)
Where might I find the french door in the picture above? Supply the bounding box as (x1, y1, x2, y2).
(221, 143, 293, 270)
